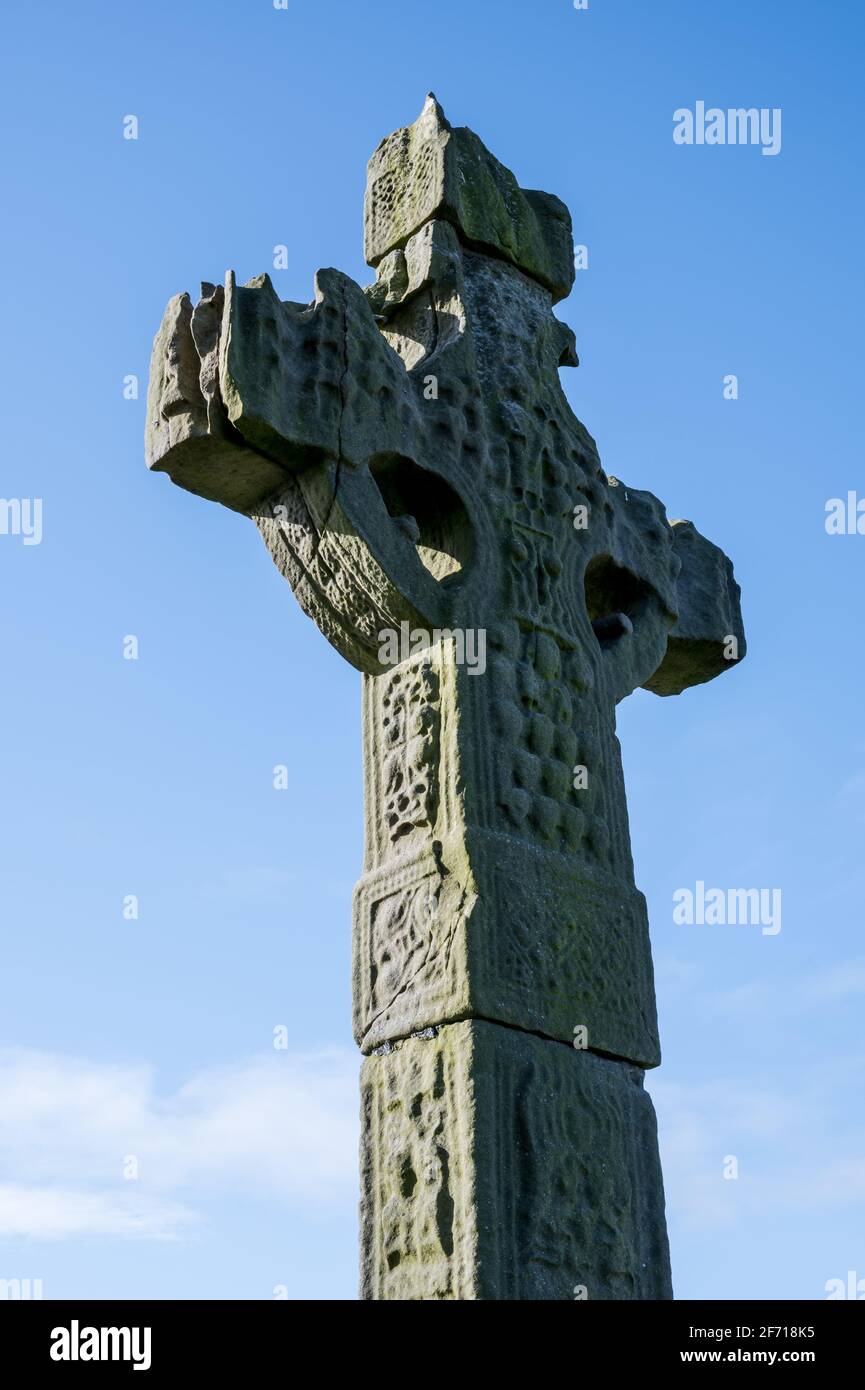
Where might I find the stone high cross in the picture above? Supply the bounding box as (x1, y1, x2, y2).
(146, 96, 745, 1301)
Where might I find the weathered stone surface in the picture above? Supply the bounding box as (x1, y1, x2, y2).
(361, 1020, 672, 1300)
(146, 287, 286, 514)
(643, 520, 745, 695)
(364, 95, 575, 303)
(145, 97, 745, 1300)
(353, 639, 662, 1064)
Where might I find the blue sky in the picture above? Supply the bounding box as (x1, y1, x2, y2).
(1, 0, 863, 1300)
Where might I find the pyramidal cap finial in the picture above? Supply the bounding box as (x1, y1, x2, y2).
(364, 100, 575, 304)
(417, 92, 451, 136)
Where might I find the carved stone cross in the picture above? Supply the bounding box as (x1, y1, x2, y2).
(146, 96, 745, 1301)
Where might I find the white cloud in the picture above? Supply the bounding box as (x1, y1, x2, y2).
(0, 1186, 196, 1241)
(648, 1068, 865, 1232)
(802, 960, 865, 1003)
(687, 958, 865, 1023)
(653, 955, 705, 996)
(0, 1047, 358, 1241)
(837, 771, 865, 823)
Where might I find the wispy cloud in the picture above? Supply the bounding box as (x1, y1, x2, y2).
(649, 1066, 865, 1232)
(0, 1186, 196, 1241)
(837, 771, 865, 824)
(0, 1047, 358, 1241)
(703, 957, 865, 1021)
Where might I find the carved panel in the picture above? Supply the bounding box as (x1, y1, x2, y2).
(361, 1020, 671, 1300)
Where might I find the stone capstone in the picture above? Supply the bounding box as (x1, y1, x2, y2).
(364, 94, 575, 303)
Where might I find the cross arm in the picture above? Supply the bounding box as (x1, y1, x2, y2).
(642, 519, 746, 697)
(145, 267, 457, 672)
(578, 478, 746, 703)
